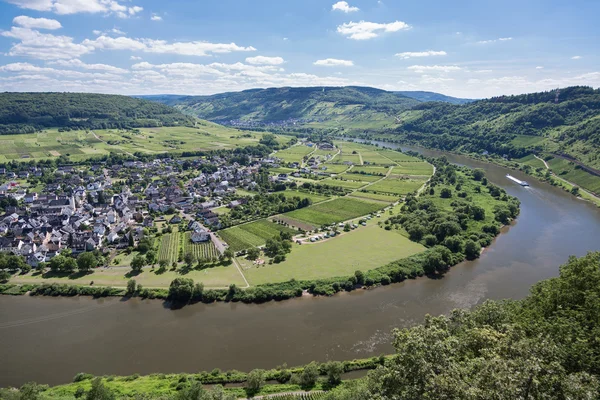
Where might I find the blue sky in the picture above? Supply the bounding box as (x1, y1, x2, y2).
(0, 0, 598, 98)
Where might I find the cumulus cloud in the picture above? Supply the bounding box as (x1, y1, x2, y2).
(476, 37, 512, 44)
(314, 58, 354, 67)
(48, 59, 128, 73)
(337, 20, 411, 40)
(331, 1, 359, 12)
(245, 56, 285, 65)
(1, 27, 93, 59)
(130, 55, 142, 60)
(407, 65, 462, 73)
(5, 0, 143, 18)
(571, 55, 582, 60)
(84, 35, 256, 56)
(151, 14, 162, 21)
(395, 50, 446, 59)
(13, 15, 62, 30)
(536, 66, 544, 69)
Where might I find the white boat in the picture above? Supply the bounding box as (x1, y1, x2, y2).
(506, 174, 529, 187)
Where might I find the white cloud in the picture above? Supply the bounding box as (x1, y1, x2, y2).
(111, 28, 125, 35)
(395, 50, 446, 59)
(13, 15, 62, 30)
(337, 20, 411, 40)
(1, 27, 93, 59)
(332, 1, 359, 13)
(0, 62, 122, 80)
(245, 56, 285, 65)
(130, 55, 142, 60)
(5, 0, 143, 18)
(571, 55, 582, 60)
(407, 65, 462, 73)
(536, 66, 544, 69)
(151, 14, 162, 21)
(477, 37, 512, 44)
(48, 59, 128, 73)
(474, 69, 492, 73)
(83, 35, 256, 56)
(92, 30, 102, 35)
(314, 58, 354, 67)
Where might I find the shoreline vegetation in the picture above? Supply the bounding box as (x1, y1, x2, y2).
(3, 252, 598, 399)
(0, 153, 519, 307)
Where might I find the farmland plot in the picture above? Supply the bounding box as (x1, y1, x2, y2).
(284, 197, 384, 226)
(218, 220, 296, 252)
(157, 231, 180, 264)
(182, 232, 220, 261)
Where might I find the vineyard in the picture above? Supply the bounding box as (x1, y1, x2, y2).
(266, 392, 326, 400)
(157, 229, 180, 264)
(182, 232, 220, 261)
(219, 219, 297, 252)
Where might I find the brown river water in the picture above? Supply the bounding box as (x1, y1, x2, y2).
(1, 143, 600, 387)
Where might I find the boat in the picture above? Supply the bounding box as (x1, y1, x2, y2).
(506, 174, 529, 187)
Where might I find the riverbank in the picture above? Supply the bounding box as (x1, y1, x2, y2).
(347, 135, 600, 208)
(1, 156, 516, 306)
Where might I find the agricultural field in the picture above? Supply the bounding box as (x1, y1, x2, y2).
(320, 178, 368, 190)
(377, 150, 421, 162)
(347, 166, 390, 175)
(157, 230, 180, 264)
(547, 157, 600, 194)
(392, 162, 434, 176)
(0, 124, 286, 162)
(339, 173, 382, 182)
(182, 232, 220, 261)
(321, 163, 351, 174)
(518, 154, 547, 169)
(365, 176, 428, 195)
(218, 219, 297, 252)
(274, 145, 314, 163)
(330, 154, 361, 165)
(349, 191, 399, 203)
(280, 190, 330, 204)
(241, 224, 425, 285)
(283, 197, 384, 227)
(360, 151, 395, 165)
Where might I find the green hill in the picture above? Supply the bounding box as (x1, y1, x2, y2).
(0, 92, 195, 135)
(167, 86, 420, 126)
(395, 90, 474, 104)
(390, 86, 600, 194)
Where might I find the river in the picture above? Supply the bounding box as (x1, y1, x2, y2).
(1, 143, 600, 388)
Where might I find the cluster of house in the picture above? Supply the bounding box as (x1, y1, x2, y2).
(0, 155, 275, 267)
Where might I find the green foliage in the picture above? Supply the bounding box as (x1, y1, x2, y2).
(0, 92, 194, 134)
(168, 278, 194, 303)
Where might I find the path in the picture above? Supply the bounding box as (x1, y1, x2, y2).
(533, 154, 549, 169)
(90, 131, 136, 157)
(358, 152, 364, 165)
(232, 257, 250, 288)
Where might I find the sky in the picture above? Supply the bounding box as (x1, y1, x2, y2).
(0, 0, 598, 98)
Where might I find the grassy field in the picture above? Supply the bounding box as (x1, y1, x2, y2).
(0, 123, 285, 162)
(218, 219, 297, 252)
(321, 163, 351, 174)
(547, 157, 600, 194)
(360, 151, 395, 165)
(8, 264, 246, 289)
(377, 150, 420, 162)
(518, 154, 547, 169)
(349, 191, 399, 203)
(320, 178, 368, 189)
(391, 162, 434, 175)
(240, 224, 425, 285)
(284, 197, 384, 227)
(365, 176, 427, 195)
(280, 190, 330, 204)
(274, 145, 314, 163)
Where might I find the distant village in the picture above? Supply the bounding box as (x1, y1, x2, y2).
(0, 141, 337, 267)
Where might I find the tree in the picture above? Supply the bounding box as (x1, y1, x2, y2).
(464, 240, 480, 260)
(184, 252, 195, 268)
(473, 168, 485, 181)
(158, 259, 168, 272)
(128, 233, 134, 248)
(77, 252, 98, 272)
(145, 250, 156, 266)
(300, 362, 319, 389)
(223, 248, 234, 260)
(168, 278, 194, 303)
(354, 270, 365, 285)
(63, 257, 77, 273)
(471, 205, 486, 221)
(18, 382, 45, 400)
(0, 270, 10, 283)
(126, 279, 137, 295)
(324, 361, 344, 385)
(85, 378, 115, 400)
(440, 188, 453, 198)
(246, 247, 260, 261)
(245, 369, 265, 396)
(130, 255, 146, 272)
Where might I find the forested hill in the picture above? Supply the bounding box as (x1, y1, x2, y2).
(394, 86, 600, 166)
(0, 93, 195, 135)
(161, 86, 421, 124)
(395, 90, 474, 104)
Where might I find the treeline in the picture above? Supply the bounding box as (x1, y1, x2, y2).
(0, 92, 195, 134)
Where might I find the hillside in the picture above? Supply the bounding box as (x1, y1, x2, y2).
(0, 93, 195, 135)
(164, 86, 420, 128)
(395, 90, 474, 104)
